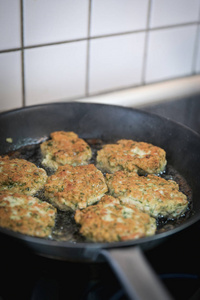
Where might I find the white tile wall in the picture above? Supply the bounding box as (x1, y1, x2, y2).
(150, 0, 200, 28)
(90, 0, 149, 36)
(145, 25, 197, 83)
(24, 0, 89, 46)
(25, 41, 87, 105)
(0, 0, 21, 51)
(0, 51, 22, 111)
(0, 0, 200, 111)
(89, 33, 145, 94)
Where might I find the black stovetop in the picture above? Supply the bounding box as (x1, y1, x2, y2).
(1, 96, 200, 300)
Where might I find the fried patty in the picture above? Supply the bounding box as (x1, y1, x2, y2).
(0, 191, 56, 237)
(44, 164, 108, 211)
(75, 195, 156, 242)
(40, 131, 92, 170)
(0, 156, 47, 195)
(106, 171, 188, 218)
(96, 139, 166, 174)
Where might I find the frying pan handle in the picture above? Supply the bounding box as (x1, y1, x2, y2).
(100, 247, 173, 300)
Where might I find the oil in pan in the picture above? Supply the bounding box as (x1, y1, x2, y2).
(5, 138, 193, 243)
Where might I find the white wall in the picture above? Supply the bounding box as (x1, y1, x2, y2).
(0, 0, 200, 111)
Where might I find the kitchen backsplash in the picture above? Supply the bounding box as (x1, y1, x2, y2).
(0, 0, 200, 111)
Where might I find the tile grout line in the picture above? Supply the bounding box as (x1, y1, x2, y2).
(0, 21, 199, 55)
(85, 0, 92, 97)
(20, 0, 25, 107)
(192, 24, 200, 74)
(141, 0, 152, 85)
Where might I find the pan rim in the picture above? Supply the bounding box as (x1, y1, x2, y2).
(1, 101, 200, 252)
(1, 101, 200, 139)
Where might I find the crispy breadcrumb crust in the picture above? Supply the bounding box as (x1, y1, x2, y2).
(75, 195, 156, 242)
(0, 156, 47, 195)
(106, 171, 188, 218)
(44, 164, 108, 211)
(0, 191, 56, 237)
(96, 139, 166, 174)
(40, 131, 92, 170)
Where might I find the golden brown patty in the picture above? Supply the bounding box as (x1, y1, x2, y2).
(0, 191, 56, 237)
(40, 131, 92, 170)
(106, 171, 188, 218)
(0, 156, 47, 195)
(96, 139, 166, 174)
(44, 164, 108, 211)
(75, 195, 156, 242)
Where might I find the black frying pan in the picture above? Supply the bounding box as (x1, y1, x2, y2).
(1, 102, 200, 300)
